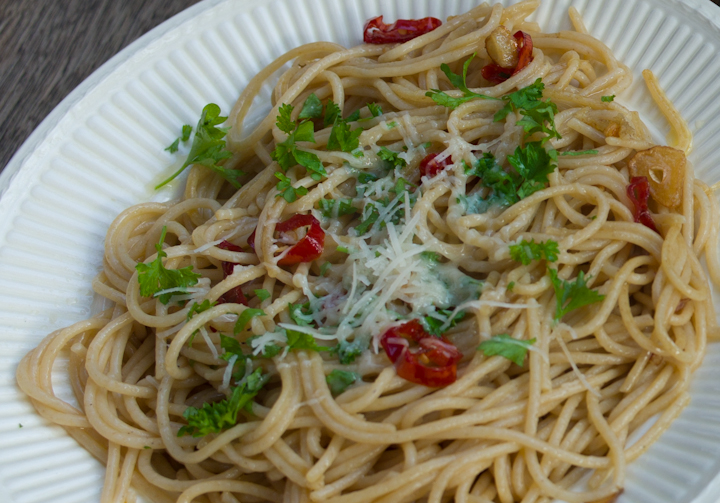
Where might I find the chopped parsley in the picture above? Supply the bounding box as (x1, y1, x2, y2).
(326, 369, 361, 396)
(319, 262, 332, 276)
(157, 104, 243, 189)
(507, 142, 558, 200)
(319, 198, 357, 218)
(509, 239, 559, 265)
(601, 95, 615, 102)
(136, 226, 201, 304)
(560, 149, 598, 156)
(332, 338, 366, 364)
(298, 93, 323, 119)
(378, 146, 407, 168)
(177, 368, 268, 437)
(355, 203, 380, 235)
(548, 268, 605, 321)
(285, 329, 330, 352)
(234, 308, 266, 334)
(187, 299, 216, 320)
(478, 334, 536, 366)
(426, 54, 495, 109)
(289, 302, 314, 327)
(271, 102, 326, 180)
(166, 125, 191, 153)
(254, 289, 271, 302)
(275, 172, 308, 203)
(494, 79, 561, 143)
(421, 310, 466, 337)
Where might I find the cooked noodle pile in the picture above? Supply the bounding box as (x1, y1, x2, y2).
(17, 1, 720, 502)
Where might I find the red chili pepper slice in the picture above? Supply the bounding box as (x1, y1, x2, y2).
(419, 152, 453, 178)
(627, 176, 659, 233)
(380, 319, 463, 387)
(481, 31, 534, 85)
(216, 240, 248, 305)
(275, 214, 325, 265)
(363, 15, 442, 44)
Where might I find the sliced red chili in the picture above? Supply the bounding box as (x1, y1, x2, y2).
(380, 319, 463, 387)
(216, 240, 248, 306)
(627, 176, 659, 233)
(482, 31, 534, 85)
(275, 214, 325, 265)
(419, 152, 453, 178)
(363, 15, 442, 44)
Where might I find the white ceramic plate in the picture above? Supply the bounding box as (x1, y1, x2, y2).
(3, 0, 720, 502)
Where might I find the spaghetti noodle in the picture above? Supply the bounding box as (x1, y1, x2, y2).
(17, 1, 720, 502)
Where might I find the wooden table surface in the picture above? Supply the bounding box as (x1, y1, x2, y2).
(2, 0, 720, 174)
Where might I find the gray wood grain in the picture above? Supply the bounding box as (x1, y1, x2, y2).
(0, 0, 201, 172)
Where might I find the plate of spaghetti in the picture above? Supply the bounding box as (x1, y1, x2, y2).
(4, 0, 720, 502)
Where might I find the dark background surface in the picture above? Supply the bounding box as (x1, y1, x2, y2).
(2, 0, 720, 174)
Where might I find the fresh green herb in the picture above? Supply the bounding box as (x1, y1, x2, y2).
(143, 446, 151, 449)
(422, 310, 466, 337)
(367, 103, 383, 117)
(346, 109, 361, 122)
(328, 119, 363, 152)
(391, 177, 415, 196)
(386, 121, 397, 129)
(337, 246, 350, 254)
(177, 368, 268, 437)
(560, 150, 599, 156)
(324, 100, 342, 127)
(254, 289, 271, 302)
(157, 104, 243, 189)
(319, 198, 357, 218)
(187, 299, 217, 321)
(507, 142, 558, 200)
(355, 203, 380, 235)
(271, 104, 327, 180)
(352, 149, 365, 158)
(275, 172, 309, 203)
(548, 268, 605, 321)
(509, 239, 560, 265)
(507, 281, 515, 291)
(289, 302, 314, 327)
(494, 80, 560, 142)
(220, 334, 245, 362)
(136, 226, 201, 304)
(165, 138, 180, 153)
(357, 172, 379, 184)
(298, 93, 323, 119)
(246, 334, 283, 359)
(234, 308, 266, 334)
(601, 95, 615, 103)
(332, 339, 366, 364)
(286, 329, 331, 352)
(378, 146, 407, 168)
(420, 251, 441, 262)
(478, 334, 536, 366)
(426, 54, 495, 109)
(320, 262, 332, 276)
(326, 369, 361, 396)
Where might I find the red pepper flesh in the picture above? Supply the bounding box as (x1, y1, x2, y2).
(363, 15, 442, 44)
(419, 152, 453, 178)
(627, 176, 659, 233)
(380, 319, 463, 387)
(275, 214, 325, 265)
(482, 31, 534, 84)
(216, 240, 248, 305)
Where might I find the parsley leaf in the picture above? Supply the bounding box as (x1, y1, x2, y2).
(319, 198, 357, 218)
(157, 104, 242, 189)
(509, 239, 559, 265)
(271, 106, 326, 180)
(494, 79, 560, 142)
(548, 268, 605, 321)
(286, 329, 330, 352)
(254, 289, 271, 302)
(421, 310, 466, 337)
(328, 117, 363, 153)
(332, 338, 366, 364)
(478, 334, 536, 366)
(177, 368, 268, 437)
(136, 226, 201, 304)
(220, 334, 245, 362)
(507, 142, 558, 200)
(181, 124, 192, 142)
(378, 146, 407, 168)
(420, 251, 441, 262)
(275, 172, 308, 203)
(234, 308, 266, 334)
(289, 302, 314, 327)
(601, 95, 615, 102)
(165, 138, 180, 153)
(320, 262, 332, 276)
(324, 100, 342, 127)
(326, 370, 361, 396)
(355, 203, 380, 235)
(246, 334, 283, 359)
(187, 299, 217, 321)
(507, 281, 515, 291)
(299, 93, 323, 119)
(367, 103, 383, 117)
(426, 54, 496, 109)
